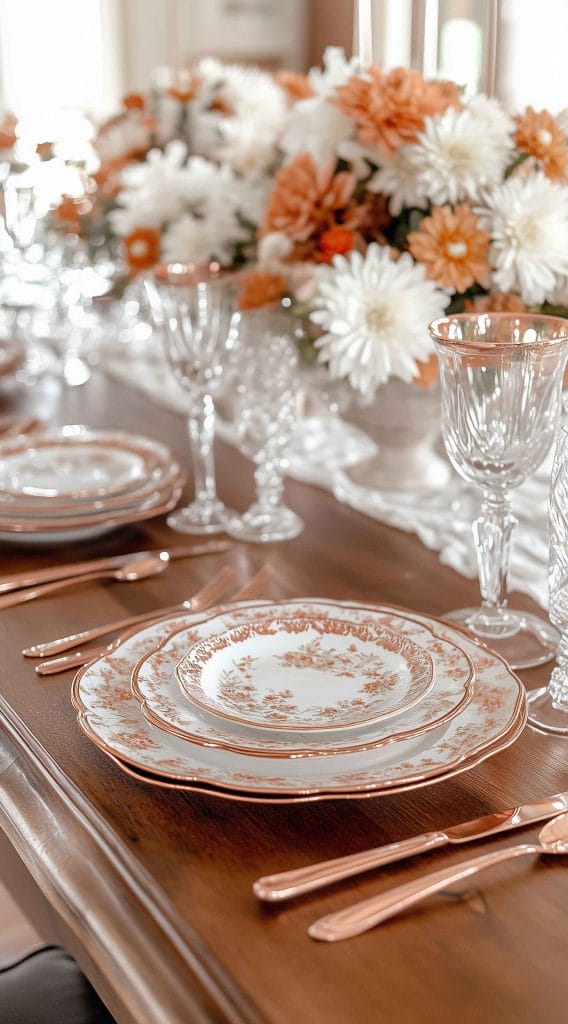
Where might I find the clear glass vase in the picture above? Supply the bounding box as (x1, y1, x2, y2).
(429, 312, 568, 670)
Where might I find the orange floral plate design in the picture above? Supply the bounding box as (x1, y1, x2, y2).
(132, 600, 474, 757)
(175, 615, 435, 733)
(72, 599, 526, 797)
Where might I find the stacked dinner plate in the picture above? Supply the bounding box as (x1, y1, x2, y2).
(0, 424, 184, 543)
(72, 598, 527, 804)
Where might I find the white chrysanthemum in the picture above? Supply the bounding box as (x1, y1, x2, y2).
(476, 174, 568, 304)
(110, 142, 190, 234)
(307, 46, 361, 97)
(280, 97, 353, 166)
(162, 209, 246, 265)
(197, 58, 287, 129)
(368, 147, 428, 215)
(310, 244, 448, 399)
(405, 107, 513, 206)
(206, 116, 278, 178)
(465, 94, 515, 145)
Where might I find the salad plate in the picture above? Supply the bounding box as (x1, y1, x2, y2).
(175, 615, 435, 733)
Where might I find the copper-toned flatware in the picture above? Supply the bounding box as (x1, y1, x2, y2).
(33, 565, 273, 675)
(308, 813, 568, 941)
(13, 541, 230, 603)
(253, 789, 568, 902)
(28, 565, 239, 665)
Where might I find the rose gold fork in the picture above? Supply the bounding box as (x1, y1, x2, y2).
(29, 566, 239, 673)
(32, 563, 276, 675)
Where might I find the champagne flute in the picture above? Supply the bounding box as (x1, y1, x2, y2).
(429, 312, 568, 670)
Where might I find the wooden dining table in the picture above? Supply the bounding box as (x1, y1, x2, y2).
(0, 366, 566, 1024)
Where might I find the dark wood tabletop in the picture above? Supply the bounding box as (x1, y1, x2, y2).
(0, 368, 566, 1024)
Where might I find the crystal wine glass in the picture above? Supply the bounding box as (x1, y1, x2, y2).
(225, 311, 304, 543)
(429, 312, 568, 670)
(146, 262, 239, 534)
(528, 421, 568, 733)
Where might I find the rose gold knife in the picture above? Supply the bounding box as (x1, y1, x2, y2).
(253, 790, 568, 902)
(1, 540, 231, 596)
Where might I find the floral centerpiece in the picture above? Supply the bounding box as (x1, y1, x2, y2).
(238, 47, 568, 401)
(55, 47, 568, 404)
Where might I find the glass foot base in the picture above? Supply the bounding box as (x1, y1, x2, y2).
(225, 505, 304, 544)
(442, 607, 560, 670)
(527, 686, 568, 735)
(167, 500, 233, 536)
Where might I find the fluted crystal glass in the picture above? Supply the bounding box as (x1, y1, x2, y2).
(146, 262, 239, 534)
(225, 311, 304, 543)
(429, 313, 568, 670)
(528, 422, 568, 732)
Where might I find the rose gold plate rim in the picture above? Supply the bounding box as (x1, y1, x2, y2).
(0, 426, 177, 501)
(0, 478, 185, 533)
(105, 707, 526, 803)
(176, 615, 435, 734)
(131, 601, 475, 758)
(72, 600, 526, 797)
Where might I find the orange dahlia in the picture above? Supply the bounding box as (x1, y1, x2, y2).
(260, 154, 357, 242)
(124, 227, 161, 275)
(514, 107, 568, 181)
(408, 204, 490, 293)
(333, 66, 460, 159)
(238, 270, 288, 311)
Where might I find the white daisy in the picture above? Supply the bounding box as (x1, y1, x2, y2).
(405, 106, 513, 206)
(206, 116, 279, 178)
(465, 94, 515, 146)
(476, 174, 568, 304)
(368, 146, 428, 215)
(310, 244, 448, 399)
(197, 58, 287, 130)
(307, 46, 362, 98)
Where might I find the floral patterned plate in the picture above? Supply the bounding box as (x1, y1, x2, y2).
(72, 599, 526, 797)
(133, 600, 474, 757)
(175, 615, 435, 733)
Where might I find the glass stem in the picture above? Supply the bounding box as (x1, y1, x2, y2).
(254, 448, 284, 511)
(549, 632, 568, 709)
(472, 488, 517, 632)
(188, 393, 218, 506)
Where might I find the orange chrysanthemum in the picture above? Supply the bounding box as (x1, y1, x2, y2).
(260, 154, 357, 242)
(465, 292, 528, 314)
(124, 227, 161, 275)
(123, 92, 146, 111)
(408, 204, 490, 293)
(333, 66, 460, 159)
(514, 107, 568, 181)
(316, 227, 356, 262)
(238, 270, 288, 311)
(275, 70, 314, 103)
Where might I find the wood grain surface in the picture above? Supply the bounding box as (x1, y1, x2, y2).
(0, 369, 566, 1024)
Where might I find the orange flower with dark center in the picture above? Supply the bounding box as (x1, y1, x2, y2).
(465, 292, 528, 314)
(238, 269, 288, 311)
(123, 93, 146, 111)
(124, 227, 161, 275)
(333, 66, 460, 159)
(260, 154, 357, 242)
(408, 204, 490, 293)
(515, 107, 568, 181)
(275, 70, 315, 103)
(317, 227, 355, 262)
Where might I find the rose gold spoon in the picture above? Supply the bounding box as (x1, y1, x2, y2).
(309, 812, 568, 942)
(0, 551, 171, 610)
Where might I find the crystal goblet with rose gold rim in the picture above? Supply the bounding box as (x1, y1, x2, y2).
(429, 312, 568, 670)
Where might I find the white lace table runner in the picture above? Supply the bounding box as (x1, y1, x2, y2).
(103, 349, 551, 610)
